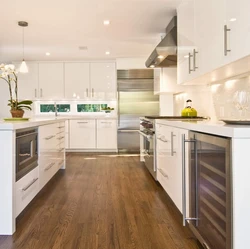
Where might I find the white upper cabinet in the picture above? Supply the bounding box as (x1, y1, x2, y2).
(177, 0, 196, 84)
(224, 0, 250, 63)
(194, 0, 225, 75)
(64, 63, 90, 99)
(90, 62, 117, 100)
(14, 62, 39, 100)
(38, 63, 64, 99)
(177, 0, 250, 85)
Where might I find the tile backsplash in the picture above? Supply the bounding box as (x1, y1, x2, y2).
(174, 74, 250, 120)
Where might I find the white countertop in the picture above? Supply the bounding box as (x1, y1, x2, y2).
(155, 119, 250, 138)
(0, 115, 117, 131)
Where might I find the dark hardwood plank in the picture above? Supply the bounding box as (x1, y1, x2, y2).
(0, 153, 202, 249)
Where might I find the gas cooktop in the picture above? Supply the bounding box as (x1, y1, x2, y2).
(144, 116, 208, 119)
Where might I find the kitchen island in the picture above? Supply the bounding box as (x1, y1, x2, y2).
(155, 119, 250, 249)
(0, 115, 118, 235)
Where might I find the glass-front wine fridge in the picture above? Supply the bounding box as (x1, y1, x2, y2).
(182, 132, 232, 249)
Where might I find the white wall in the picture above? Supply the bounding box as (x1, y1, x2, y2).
(159, 94, 173, 116)
(116, 57, 147, 69)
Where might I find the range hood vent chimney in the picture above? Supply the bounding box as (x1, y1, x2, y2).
(145, 16, 177, 68)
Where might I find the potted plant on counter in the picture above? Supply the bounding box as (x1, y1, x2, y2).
(0, 64, 33, 118)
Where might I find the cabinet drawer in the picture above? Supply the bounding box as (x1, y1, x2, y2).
(39, 159, 58, 189)
(15, 167, 39, 217)
(157, 168, 172, 195)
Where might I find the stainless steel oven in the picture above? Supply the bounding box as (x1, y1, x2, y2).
(139, 118, 156, 180)
(16, 128, 38, 181)
(182, 132, 232, 249)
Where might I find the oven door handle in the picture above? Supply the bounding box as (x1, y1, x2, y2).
(182, 134, 199, 226)
(16, 132, 38, 139)
(138, 131, 152, 140)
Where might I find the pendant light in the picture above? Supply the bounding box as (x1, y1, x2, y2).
(18, 21, 29, 73)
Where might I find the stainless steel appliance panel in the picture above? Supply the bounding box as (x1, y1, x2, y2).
(16, 128, 38, 181)
(117, 69, 159, 153)
(118, 130, 140, 153)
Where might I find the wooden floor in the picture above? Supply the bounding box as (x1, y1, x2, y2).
(0, 153, 202, 249)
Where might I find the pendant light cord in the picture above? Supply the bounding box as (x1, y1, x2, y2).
(22, 27, 24, 60)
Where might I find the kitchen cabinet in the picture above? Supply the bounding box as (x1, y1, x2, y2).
(38, 63, 64, 99)
(177, 0, 197, 85)
(177, 0, 250, 85)
(194, 0, 225, 76)
(224, 0, 250, 64)
(39, 122, 65, 189)
(64, 63, 90, 99)
(13, 62, 39, 100)
(90, 62, 117, 100)
(96, 119, 117, 149)
(15, 167, 39, 217)
(156, 122, 189, 213)
(69, 119, 96, 149)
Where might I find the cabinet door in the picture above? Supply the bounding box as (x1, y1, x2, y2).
(194, 0, 225, 76)
(13, 62, 39, 100)
(69, 120, 96, 149)
(225, 0, 250, 63)
(90, 62, 116, 100)
(177, 0, 196, 84)
(97, 119, 117, 149)
(64, 63, 90, 99)
(38, 63, 64, 99)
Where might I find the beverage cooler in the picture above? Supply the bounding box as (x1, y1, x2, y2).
(183, 132, 232, 249)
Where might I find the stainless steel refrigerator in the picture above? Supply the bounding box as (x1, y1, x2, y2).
(117, 69, 159, 153)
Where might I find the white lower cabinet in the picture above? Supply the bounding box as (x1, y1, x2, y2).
(69, 119, 96, 149)
(15, 167, 39, 217)
(156, 122, 189, 213)
(39, 122, 65, 190)
(97, 119, 117, 149)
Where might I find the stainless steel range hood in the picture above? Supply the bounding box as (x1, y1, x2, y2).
(145, 16, 177, 68)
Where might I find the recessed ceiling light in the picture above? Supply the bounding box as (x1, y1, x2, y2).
(150, 65, 155, 68)
(79, 46, 88, 50)
(157, 55, 164, 59)
(105, 51, 110, 55)
(45, 52, 50, 56)
(230, 18, 237, 22)
(104, 20, 110, 25)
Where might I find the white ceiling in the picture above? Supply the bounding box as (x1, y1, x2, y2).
(0, 0, 181, 62)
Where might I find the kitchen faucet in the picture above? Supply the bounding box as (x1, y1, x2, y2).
(54, 102, 58, 117)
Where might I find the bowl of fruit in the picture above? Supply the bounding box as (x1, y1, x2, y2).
(101, 107, 114, 113)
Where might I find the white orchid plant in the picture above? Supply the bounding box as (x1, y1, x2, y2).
(0, 63, 32, 111)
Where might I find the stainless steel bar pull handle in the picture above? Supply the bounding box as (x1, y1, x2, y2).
(35, 89, 37, 98)
(224, 25, 231, 56)
(193, 49, 198, 71)
(158, 168, 168, 178)
(171, 132, 176, 156)
(86, 88, 88, 97)
(77, 121, 88, 124)
(22, 178, 38, 191)
(19, 153, 31, 157)
(92, 88, 94, 97)
(40, 89, 43, 97)
(182, 134, 198, 226)
(188, 53, 194, 74)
